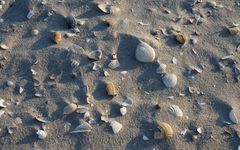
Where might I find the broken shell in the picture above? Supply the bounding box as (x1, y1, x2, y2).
(77, 105, 89, 114)
(108, 59, 120, 69)
(207, 1, 217, 8)
(0, 44, 9, 50)
(135, 41, 156, 63)
(229, 109, 239, 124)
(36, 130, 47, 139)
(84, 111, 90, 119)
(197, 127, 202, 134)
(157, 122, 173, 139)
(120, 107, 127, 116)
(19, 87, 24, 94)
(63, 103, 77, 115)
(162, 73, 178, 88)
(142, 135, 149, 141)
(27, 10, 34, 19)
(6, 80, 14, 87)
(71, 59, 80, 70)
(101, 115, 109, 123)
(122, 97, 133, 107)
(65, 16, 77, 29)
(168, 105, 183, 117)
(103, 70, 110, 77)
(53, 31, 62, 44)
(110, 121, 123, 134)
(71, 122, 92, 133)
(0, 99, 6, 108)
(0, 110, 4, 118)
(156, 61, 167, 74)
(87, 50, 102, 61)
(175, 34, 187, 44)
(228, 27, 240, 35)
(106, 82, 117, 96)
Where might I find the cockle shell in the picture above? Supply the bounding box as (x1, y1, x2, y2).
(135, 42, 156, 63)
(162, 73, 178, 88)
(63, 103, 77, 115)
(168, 105, 183, 117)
(110, 121, 123, 134)
(71, 122, 92, 133)
(53, 31, 62, 44)
(229, 109, 239, 124)
(156, 122, 173, 139)
(36, 130, 47, 139)
(106, 82, 117, 96)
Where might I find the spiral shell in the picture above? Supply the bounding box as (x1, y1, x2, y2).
(162, 73, 178, 88)
(168, 105, 183, 117)
(135, 42, 156, 63)
(53, 31, 62, 44)
(158, 122, 173, 139)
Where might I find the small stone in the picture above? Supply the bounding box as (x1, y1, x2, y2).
(106, 82, 117, 96)
(175, 34, 187, 44)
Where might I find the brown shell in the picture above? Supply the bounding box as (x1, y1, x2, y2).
(53, 31, 62, 44)
(63, 103, 77, 115)
(175, 34, 187, 44)
(158, 122, 173, 139)
(106, 82, 117, 96)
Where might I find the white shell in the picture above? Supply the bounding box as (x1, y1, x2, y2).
(135, 42, 155, 63)
(71, 59, 80, 70)
(122, 97, 133, 107)
(27, 10, 34, 19)
(108, 59, 120, 69)
(0, 44, 9, 50)
(36, 130, 47, 139)
(142, 135, 149, 141)
(156, 63, 167, 74)
(110, 121, 123, 134)
(162, 73, 178, 88)
(31, 29, 39, 36)
(92, 63, 101, 71)
(229, 109, 238, 124)
(71, 122, 92, 133)
(168, 105, 183, 117)
(0, 99, 6, 108)
(120, 107, 127, 116)
(84, 111, 90, 119)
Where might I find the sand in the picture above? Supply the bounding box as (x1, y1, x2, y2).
(0, 0, 240, 149)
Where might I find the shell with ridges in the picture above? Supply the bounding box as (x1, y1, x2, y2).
(168, 105, 183, 117)
(162, 73, 178, 88)
(135, 41, 156, 63)
(158, 122, 173, 139)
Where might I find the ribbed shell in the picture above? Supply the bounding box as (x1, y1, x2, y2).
(158, 122, 173, 138)
(162, 73, 178, 88)
(168, 105, 183, 117)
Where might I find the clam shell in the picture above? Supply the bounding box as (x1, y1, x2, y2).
(106, 82, 117, 96)
(63, 103, 77, 115)
(36, 130, 47, 139)
(53, 32, 62, 44)
(87, 50, 102, 61)
(135, 42, 156, 63)
(158, 122, 173, 139)
(162, 73, 178, 88)
(175, 34, 187, 44)
(120, 107, 127, 116)
(0, 99, 6, 108)
(71, 122, 92, 133)
(168, 105, 183, 117)
(229, 109, 239, 124)
(0, 44, 9, 50)
(108, 59, 120, 69)
(110, 121, 123, 134)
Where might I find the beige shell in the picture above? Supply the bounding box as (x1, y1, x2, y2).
(135, 42, 156, 63)
(53, 31, 62, 44)
(106, 82, 117, 96)
(229, 109, 239, 124)
(175, 34, 187, 44)
(63, 103, 77, 115)
(158, 122, 173, 139)
(228, 27, 240, 35)
(98, 3, 111, 13)
(168, 105, 183, 117)
(36, 130, 47, 139)
(162, 73, 178, 88)
(110, 121, 123, 134)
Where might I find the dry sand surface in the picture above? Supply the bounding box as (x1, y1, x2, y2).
(0, 0, 240, 149)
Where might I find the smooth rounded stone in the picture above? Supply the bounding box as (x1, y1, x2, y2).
(162, 73, 178, 88)
(135, 42, 156, 63)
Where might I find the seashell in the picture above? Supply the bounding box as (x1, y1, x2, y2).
(87, 50, 102, 61)
(228, 27, 240, 35)
(63, 103, 77, 115)
(19, 87, 24, 94)
(197, 127, 202, 134)
(175, 34, 187, 44)
(77, 105, 89, 114)
(172, 57, 178, 65)
(106, 82, 117, 96)
(229, 109, 239, 124)
(101, 115, 109, 123)
(31, 29, 39, 36)
(6, 80, 14, 87)
(142, 135, 149, 141)
(35, 116, 51, 123)
(104, 70, 110, 77)
(84, 111, 90, 119)
(65, 16, 77, 29)
(73, 27, 80, 33)
(53, 31, 62, 44)
(0, 44, 9, 50)
(83, 85, 90, 98)
(162, 73, 178, 88)
(168, 105, 183, 117)
(0, 110, 4, 118)
(27, 10, 34, 19)
(92, 62, 101, 71)
(156, 61, 167, 74)
(71, 122, 92, 133)
(98, 3, 111, 13)
(31, 69, 37, 75)
(71, 59, 80, 70)
(108, 59, 120, 69)
(207, 1, 217, 8)
(121, 97, 133, 107)
(156, 122, 173, 139)
(135, 42, 155, 63)
(110, 121, 123, 134)
(0, 99, 6, 108)
(36, 130, 47, 139)
(120, 107, 127, 116)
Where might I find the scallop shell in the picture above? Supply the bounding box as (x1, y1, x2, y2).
(53, 31, 62, 44)
(63, 103, 77, 115)
(106, 82, 117, 96)
(135, 42, 156, 63)
(36, 130, 47, 139)
(175, 34, 187, 44)
(168, 105, 183, 117)
(71, 122, 92, 133)
(229, 109, 239, 124)
(108, 59, 120, 69)
(120, 107, 127, 116)
(110, 121, 123, 134)
(162, 73, 178, 88)
(158, 122, 173, 139)
(87, 50, 102, 61)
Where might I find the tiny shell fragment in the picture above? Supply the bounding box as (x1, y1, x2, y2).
(53, 32, 62, 44)
(120, 107, 127, 116)
(63, 103, 77, 115)
(106, 82, 117, 96)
